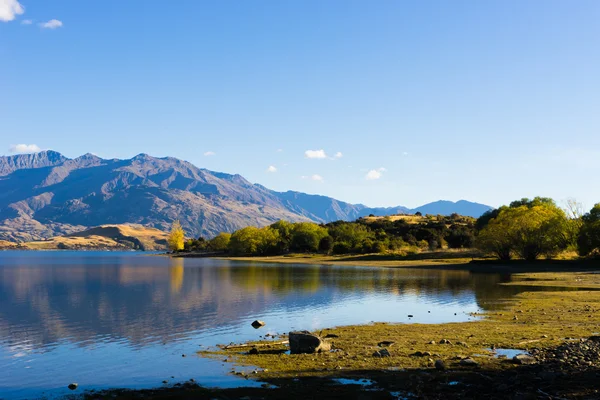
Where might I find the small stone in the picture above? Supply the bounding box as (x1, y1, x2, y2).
(248, 347, 259, 355)
(434, 359, 446, 370)
(162, 380, 168, 384)
(513, 354, 536, 365)
(251, 320, 266, 329)
(408, 315, 414, 318)
(189, 378, 196, 383)
(459, 358, 479, 367)
(182, 354, 186, 357)
(429, 341, 436, 345)
(373, 348, 391, 357)
(378, 341, 395, 347)
(68, 383, 78, 391)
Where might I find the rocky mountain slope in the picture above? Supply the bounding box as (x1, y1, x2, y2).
(0, 151, 492, 241)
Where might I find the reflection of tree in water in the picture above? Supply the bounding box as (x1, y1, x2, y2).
(0, 259, 568, 351)
(470, 272, 581, 311)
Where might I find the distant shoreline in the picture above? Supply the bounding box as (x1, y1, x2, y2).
(172, 252, 600, 272)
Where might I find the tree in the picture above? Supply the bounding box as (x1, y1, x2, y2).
(229, 226, 264, 255)
(476, 204, 569, 261)
(207, 232, 231, 252)
(562, 198, 585, 250)
(290, 223, 329, 253)
(318, 236, 334, 254)
(446, 224, 474, 249)
(329, 223, 372, 250)
(578, 204, 600, 257)
(228, 226, 281, 256)
(270, 220, 293, 253)
(167, 220, 185, 252)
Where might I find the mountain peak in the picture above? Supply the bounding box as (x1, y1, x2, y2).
(0, 150, 68, 176)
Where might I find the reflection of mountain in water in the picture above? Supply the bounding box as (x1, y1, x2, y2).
(0, 255, 563, 351)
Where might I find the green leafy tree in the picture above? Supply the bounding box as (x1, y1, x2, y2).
(476, 204, 569, 261)
(318, 236, 334, 254)
(329, 223, 372, 250)
(229, 226, 264, 255)
(290, 223, 329, 253)
(270, 220, 294, 253)
(207, 232, 231, 252)
(332, 241, 352, 255)
(167, 220, 185, 252)
(256, 227, 281, 255)
(578, 204, 600, 256)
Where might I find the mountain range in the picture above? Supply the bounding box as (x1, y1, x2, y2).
(0, 151, 492, 241)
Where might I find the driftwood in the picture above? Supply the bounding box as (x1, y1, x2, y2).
(219, 340, 289, 350)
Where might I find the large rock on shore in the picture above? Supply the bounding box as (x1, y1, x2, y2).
(289, 331, 331, 354)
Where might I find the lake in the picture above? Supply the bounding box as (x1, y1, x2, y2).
(0, 251, 529, 399)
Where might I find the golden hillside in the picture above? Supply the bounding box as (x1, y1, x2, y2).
(9, 224, 169, 251)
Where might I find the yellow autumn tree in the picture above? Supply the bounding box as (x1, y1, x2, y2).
(167, 220, 185, 252)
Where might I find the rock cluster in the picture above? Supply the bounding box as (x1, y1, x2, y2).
(531, 336, 600, 370)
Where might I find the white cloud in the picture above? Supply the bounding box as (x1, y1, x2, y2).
(0, 0, 24, 22)
(39, 19, 62, 29)
(301, 174, 324, 182)
(9, 144, 41, 154)
(276, 148, 283, 152)
(402, 152, 408, 156)
(304, 149, 327, 159)
(203, 151, 216, 156)
(267, 165, 277, 173)
(21, 19, 32, 25)
(334, 152, 343, 159)
(366, 167, 386, 180)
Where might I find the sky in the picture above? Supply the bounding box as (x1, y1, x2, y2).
(1, 1, 599, 210)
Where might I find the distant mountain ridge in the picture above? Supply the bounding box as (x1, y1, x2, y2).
(0, 151, 492, 241)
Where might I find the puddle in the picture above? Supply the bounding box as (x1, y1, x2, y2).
(487, 348, 529, 358)
(331, 378, 374, 387)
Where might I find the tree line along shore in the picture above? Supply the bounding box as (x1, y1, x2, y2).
(167, 197, 600, 262)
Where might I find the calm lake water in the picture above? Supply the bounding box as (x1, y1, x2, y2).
(0, 251, 533, 399)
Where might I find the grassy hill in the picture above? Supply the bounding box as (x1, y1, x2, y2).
(0, 224, 169, 251)
(360, 213, 476, 226)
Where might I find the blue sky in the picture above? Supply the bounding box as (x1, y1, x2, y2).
(1, 1, 599, 209)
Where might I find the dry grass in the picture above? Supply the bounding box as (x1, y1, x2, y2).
(13, 224, 169, 251)
(361, 214, 428, 224)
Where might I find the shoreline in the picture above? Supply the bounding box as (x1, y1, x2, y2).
(84, 266, 600, 399)
(204, 253, 600, 273)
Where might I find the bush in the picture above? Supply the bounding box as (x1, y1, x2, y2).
(578, 204, 600, 257)
(332, 242, 352, 255)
